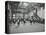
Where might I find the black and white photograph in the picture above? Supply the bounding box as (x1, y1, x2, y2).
(5, 1, 45, 34)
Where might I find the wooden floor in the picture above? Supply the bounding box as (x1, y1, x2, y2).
(8, 22, 45, 34)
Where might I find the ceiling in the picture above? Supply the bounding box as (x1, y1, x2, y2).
(8, 2, 45, 14)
